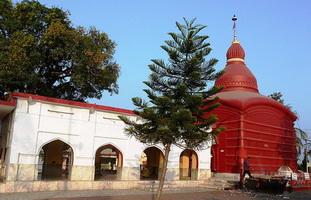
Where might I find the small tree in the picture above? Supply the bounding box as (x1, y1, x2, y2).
(120, 18, 223, 200)
(0, 0, 119, 101)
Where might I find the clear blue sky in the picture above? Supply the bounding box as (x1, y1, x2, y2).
(16, 0, 311, 133)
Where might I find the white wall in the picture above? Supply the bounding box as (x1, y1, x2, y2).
(8, 98, 211, 171)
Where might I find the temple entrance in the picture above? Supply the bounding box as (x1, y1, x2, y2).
(140, 147, 164, 180)
(38, 140, 73, 180)
(179, 149, 198, 180)
(94, 145, 122, 180)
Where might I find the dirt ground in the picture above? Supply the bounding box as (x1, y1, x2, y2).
(51, 190, 311, 200)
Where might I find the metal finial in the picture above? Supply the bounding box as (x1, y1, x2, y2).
(232, 15, 237, 41)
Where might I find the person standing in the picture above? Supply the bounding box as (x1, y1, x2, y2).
(243, 157, 253, 178)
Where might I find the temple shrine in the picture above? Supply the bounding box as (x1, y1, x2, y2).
(210, 17, 297, 177)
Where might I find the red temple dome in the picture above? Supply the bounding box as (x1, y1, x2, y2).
(215, 40, 258, 92)
(226, 40, 245, 61)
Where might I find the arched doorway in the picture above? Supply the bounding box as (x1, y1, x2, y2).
(179, 149, 198, 180)
(94, 144, 123, 180)
(38, 140, 73, 180)
(140, 147, 164, 180)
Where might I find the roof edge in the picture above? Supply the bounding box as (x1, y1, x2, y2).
(11, 92, 134, 116)
(0, 99, 16, 107)
(217, 94, 297, 121)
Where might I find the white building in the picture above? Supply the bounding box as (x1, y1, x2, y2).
(0, 93, 212, 192)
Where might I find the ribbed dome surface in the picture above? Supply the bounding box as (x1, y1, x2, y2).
(215, 41, 258, 92)
(226, 40, 245, 60)
(215, 62, 258, 92)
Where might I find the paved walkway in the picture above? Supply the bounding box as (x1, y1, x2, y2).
(51, 190, 253, 200)
(0, 189, 246, 200)
(0, 188, 310, 200)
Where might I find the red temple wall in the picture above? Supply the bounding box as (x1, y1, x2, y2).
(210, 105, 241, 173)
(211, 104, 297, 174)
(243, 106, 297, 174)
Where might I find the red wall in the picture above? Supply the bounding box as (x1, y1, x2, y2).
(210, 104, 297, 174)
(210, 105, 241, 173)
(243, 106, 297, 173)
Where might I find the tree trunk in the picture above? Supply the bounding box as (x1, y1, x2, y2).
(155, 143, 171, 200)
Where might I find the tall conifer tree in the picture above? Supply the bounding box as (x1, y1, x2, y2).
(120, 18, 223, 200)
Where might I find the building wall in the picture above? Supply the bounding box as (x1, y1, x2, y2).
(5, 98, 212, 181)
(210, 103, 297, 174)
(244, 105, 297, 173)
(209, 104, 241, 173)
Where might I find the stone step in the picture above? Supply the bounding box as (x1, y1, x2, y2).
(211, 173, 240, 181)
(139, 180, 206, 191)
(203, 177, 239, 190)
(138, 178, 238, 192)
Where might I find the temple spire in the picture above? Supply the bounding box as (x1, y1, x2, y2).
(232, 15, 237, 42)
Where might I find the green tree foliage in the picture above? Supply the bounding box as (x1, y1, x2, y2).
(120, 18, 223, 200)
(268, 92, 284, 104)
(0, 0, 119, 101)
(268, 91, 293, 110)
(300, 147, 311, 171)
(295, 128, 309, 157)
(268, 92, 310, 166)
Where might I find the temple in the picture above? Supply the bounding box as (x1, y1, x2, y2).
(209, 19, 297, 177)
(0, 17, 299, 193)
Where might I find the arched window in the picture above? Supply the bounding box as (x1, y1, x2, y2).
(140, 147, 164, 180)
(179, 149, 198, 180)
(94, 144, 123, 180)
(38, 140, 73, 180)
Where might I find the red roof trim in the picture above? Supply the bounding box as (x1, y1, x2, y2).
(216, 92, 297, 121)
(11, 92, 134, 115)
(0, 99, 16, 107)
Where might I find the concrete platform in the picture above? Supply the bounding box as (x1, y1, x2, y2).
(0, 180, 208, 193)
